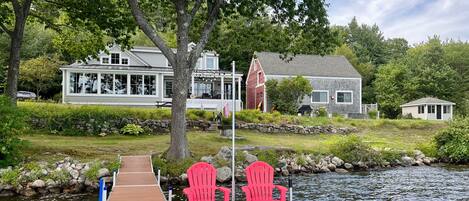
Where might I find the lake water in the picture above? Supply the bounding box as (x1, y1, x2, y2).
(2, 165, 467, 201)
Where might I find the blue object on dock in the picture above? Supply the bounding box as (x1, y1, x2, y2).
(98, 178, 107, 201)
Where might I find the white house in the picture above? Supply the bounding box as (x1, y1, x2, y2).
(400, 97, 455, 120)
(60, 44, 243, 111)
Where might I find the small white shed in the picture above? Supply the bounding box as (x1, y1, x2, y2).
(400, 97, 455, 120)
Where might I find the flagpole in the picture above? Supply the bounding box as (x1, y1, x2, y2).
(231, 61, 236, 201)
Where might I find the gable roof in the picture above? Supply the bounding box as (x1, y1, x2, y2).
(401, 97, 455, 107)
(254, 52, 361, 78)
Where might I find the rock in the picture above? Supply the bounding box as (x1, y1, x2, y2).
(401, 156, 414, 166)
(31, 180, 46, 188)
(235, 167, 246, 182)
(215, 147, 232, 161)
(327, 164, 336, 171)
(423, 158, 431, 165)
(244, 152, 258, 164)
(22, 187, 37, 196)
(331, 157, 344, 167)
(357, 161, 368, 169)
(335, 168, 348, 173)
(180, 173, 188, 181)
(97, 168, 110, 179)
(200, 156, 214, 164)
(416, 160, 425, 166)
(98, 133, 107, 137)
(45, 179, 57, 188)
(414, 150, 425, 160)
(319, 166, 331, 173)
(344, 163, 353, 169)
(216, 167, 231, 183)
(70, 169, 80, 179)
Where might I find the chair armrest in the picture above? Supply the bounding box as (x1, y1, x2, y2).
(217, 186, 231, 201)
(242, 186, 252, 201)
(275, 185, 288, 201)
(183, 188, 193, 200)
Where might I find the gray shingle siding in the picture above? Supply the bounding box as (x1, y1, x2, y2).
(265, 75, 361, 114)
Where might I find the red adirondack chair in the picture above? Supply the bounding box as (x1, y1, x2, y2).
(242, 161, 288, 201)
(183, 162, 231, 201)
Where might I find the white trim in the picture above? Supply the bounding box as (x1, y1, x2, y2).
(265, 74, 362, 80)
(359, 78, 362, 113)
(400, 103, 455, 107)
(263, 85, 267, 112)
(335, 90, 353, 105)
(311, 90, 329, 104)
(100, 56, 110, 64)
(121, 57, 130, 65)
(245, 58, 256, 84)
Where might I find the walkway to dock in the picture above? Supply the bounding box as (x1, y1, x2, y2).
(108, 155, 166, 201)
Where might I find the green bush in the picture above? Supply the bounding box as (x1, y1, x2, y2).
(153, 157, 195, 177)
(265, 76, 313, 114)
(0, 96, 27, 167)
(45, 169, 71, 185)
(315, 107, 328, 117)
(368, 110, 378, 119)
(0, 168, 20, 186)
(416, 142, 438, 158)
(255, 150, 279, 167)
(121, 124, 144, 136)
(434, 118, 469, 163)
(330, 135, 381, 163)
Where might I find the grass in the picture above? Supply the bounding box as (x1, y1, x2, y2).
(20, 120, 446, 163)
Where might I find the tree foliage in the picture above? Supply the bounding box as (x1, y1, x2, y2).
(434, 118, 469, 163)
(266, 76, 313, 114)
(0, 95, 26, 167)
(19, 55, 63, 99)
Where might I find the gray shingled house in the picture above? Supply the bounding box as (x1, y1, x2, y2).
(246, 52, 362, 115)
(401, 97, 455, 120)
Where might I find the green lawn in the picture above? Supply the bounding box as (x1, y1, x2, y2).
(20, 120, 446, 163)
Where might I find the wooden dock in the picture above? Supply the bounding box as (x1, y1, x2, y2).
(108, 155, 166, 201)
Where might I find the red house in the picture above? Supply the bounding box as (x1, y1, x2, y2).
(246, 52, 362, 115)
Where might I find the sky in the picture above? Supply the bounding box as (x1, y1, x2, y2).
(326, 0, 469, 44)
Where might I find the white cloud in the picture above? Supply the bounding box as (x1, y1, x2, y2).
(327, 0, 469, 44)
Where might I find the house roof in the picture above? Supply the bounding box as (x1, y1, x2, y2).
(400, 97, 455, 107)
(254, 52, 362, 78)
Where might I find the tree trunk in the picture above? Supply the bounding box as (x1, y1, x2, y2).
(166, 64, 192, 160)
(5, 1, 31, 106)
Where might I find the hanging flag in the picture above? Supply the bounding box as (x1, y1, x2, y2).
(224, 103, 230, 117)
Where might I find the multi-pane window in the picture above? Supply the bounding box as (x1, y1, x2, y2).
(443, 105, 451, 114)
(131, 75, 143, 95)
(69, 73, 84, 93)
(418, 105, 425, 114)
(114, 74, 127, 94)
(428, 105, 436, 113)
(101, 74, 114, 94)
(165, 80, 173, 98)
(144, 75, 157, 95)
(102, 57, 109, 64)
(111, 53, 120, 64)
(312, 91, 328, 103)
(206, 57, 216, 69)
(121, 58, 129, 65)
(84, 73, 98, 94)
(194, 82, 212, 98)
(337, 91, 352, 103)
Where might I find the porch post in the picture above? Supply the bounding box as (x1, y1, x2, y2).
(424, 104, 428, 120)
(238, 77, 241, 101)
(191, 75, 195, 98)
(221, 76, 225, 109)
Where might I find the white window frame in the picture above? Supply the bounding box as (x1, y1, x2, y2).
(110, 52, 121, 65)
(66, 70, 159, 98)
(205, 56, 218, 70)
(311, 90, 329, 104)
(121, 57, 130, 65)
(335, 90, 353, 104)
(101, 57, 110, 64)
(256, 71, 262, 87)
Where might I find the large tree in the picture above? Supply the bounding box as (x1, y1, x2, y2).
(122, 0, 336, 160)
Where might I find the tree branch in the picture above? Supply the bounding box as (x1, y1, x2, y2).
(188, 0, 202, 23)
(11, 0, 21, 14)
(190, 0, 224, 67)
(127, 0, 176, 66)
(29, 12, 65, 33)
(0, 22, 12, 36)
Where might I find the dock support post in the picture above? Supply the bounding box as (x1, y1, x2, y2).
(289, 175, 293, 201)
(157, 169, 161, 186)
(168, 185, 173, 201)
(99, 178, 107, 201)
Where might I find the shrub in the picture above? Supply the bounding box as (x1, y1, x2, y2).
(368, 110, 378, 119)
(153, 157, 195, 177)
(84, 162, 103, 182)
(0, 168, 20, 186)
(330, 135, 381, 163)
(0, 96, 27, 167)
(434, 118, 469, 163)
(315, 107, 328, 117)
(265, 76, 313, 114)
(45, 169, 71, 185)
(416, 142, 438, 158)
(255, 150, 279, 167)
(121, 124, 144, 136)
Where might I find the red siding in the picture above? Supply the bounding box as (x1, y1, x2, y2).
(246, 59, 265, 111)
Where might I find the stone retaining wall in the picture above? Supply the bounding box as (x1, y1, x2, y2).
(29, 117, 357, 135)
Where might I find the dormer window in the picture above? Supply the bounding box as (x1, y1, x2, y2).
(102, 57, 109, 64)
(206, 56, 216, 70)
(122, 58, 129, 65)
(111, 53, 120, 64)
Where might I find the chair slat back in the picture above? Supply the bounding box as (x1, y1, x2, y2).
(186, 162, 217, 201)
(245, 161, 275, 200)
